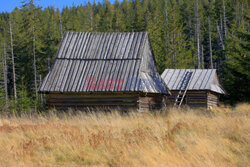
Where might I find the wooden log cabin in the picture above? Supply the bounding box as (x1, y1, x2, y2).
(161, 69, 225, 108)
(38, 32, 170, 111)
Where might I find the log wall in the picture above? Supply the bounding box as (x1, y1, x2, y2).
(207, 91, 219, 108)
(45, 92, 165, 111)
(166, 90, 220, 108)
(138, 95, 166, 111)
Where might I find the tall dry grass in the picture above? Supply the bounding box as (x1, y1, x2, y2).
(0, 104, 249, 167)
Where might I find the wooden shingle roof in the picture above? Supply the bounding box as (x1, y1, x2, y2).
(39, 32, 169, 94)
(161, 69, 225, 94)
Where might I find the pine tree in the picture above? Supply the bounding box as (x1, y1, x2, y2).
(120, 0, 134, 31)
(222, 9, 250, 104)
(0, 0, 248, 106)
(99, 0, 114, 32)
(0, 18, 9, 107)
(163, 0, 195, 69)
(112, 0, 126, 31)
(146, 0, 165, 73)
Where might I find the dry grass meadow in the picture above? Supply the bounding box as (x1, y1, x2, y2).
(0, 104, 249, 167)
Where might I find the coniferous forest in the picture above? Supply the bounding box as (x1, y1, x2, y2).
(0, 0, 249, 111)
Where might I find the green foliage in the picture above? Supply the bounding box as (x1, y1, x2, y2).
(16, 88, 34, 112)
(223, 21, 250, 104)
(0, 0, 249, 109)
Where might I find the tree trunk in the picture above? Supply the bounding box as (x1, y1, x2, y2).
(220, 14, 223, 39)
(236, 2, 240, 26)
(48, 55, 50, 71)
(59, 12, 63, 38)
(208, 15, 213, 69)
(33, 26, 38, 113)
(90, 7, 93, 31)
(39, 74, 43, 103)
(201, 45, 204, 69)
(216, 21, 225, 50)
(33, 26, 38, 99)
(241, 3, 244, 29)
(9, 19, 17, 103)
(172, 32, 176, 68)
(195, 0, 200, 68)
(3, 41, 8, 105)
(163, 2, 170, 65)
(223, 0, 227, 37)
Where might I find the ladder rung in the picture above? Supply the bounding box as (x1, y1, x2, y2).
(173, 71, 193, 107)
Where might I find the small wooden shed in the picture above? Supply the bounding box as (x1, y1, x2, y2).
(39, 32, 170, 111)
(161, 69, 225, 108)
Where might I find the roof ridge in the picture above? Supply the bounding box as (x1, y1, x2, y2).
(65, 31, 149, 34)
(164, 69, 216, 70)
(55, 58, 142, 60)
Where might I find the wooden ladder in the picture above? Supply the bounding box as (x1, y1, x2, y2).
(173, 72, 193, 108)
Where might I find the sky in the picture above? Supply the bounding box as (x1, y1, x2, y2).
(0, 0, 116, 12)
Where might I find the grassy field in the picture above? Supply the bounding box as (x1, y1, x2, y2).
(0, 104, 249, 167)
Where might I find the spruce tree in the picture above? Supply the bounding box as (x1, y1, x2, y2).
(223, 16, 250, 104)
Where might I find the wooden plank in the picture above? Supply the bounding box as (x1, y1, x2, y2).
(47, 98, 138, 103)
(47, 96, 138, 100)
(47, 102, 137, 106)
(46, 94, 138, 99)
